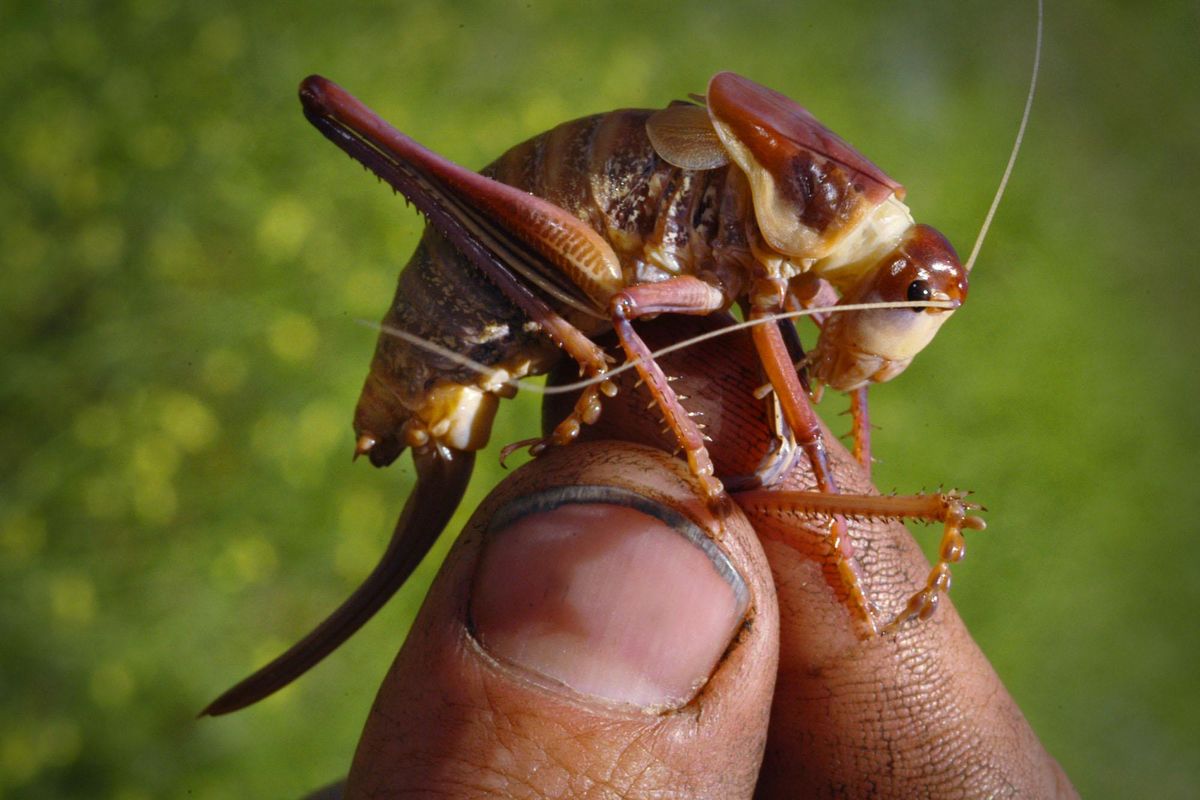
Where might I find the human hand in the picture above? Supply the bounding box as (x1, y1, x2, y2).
(343, 439, 1076, 798)
(337, 311, 1076, 798)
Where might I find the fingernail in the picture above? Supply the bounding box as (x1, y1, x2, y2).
(470, 487, 749, 710)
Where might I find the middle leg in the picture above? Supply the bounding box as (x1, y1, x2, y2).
(608, 276, 729, 501)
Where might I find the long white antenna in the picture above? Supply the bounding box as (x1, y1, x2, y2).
(363, 297, 955, 396)
(963, 0, 1043, 273)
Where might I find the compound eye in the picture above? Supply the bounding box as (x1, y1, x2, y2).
(906, 279, 932, 310)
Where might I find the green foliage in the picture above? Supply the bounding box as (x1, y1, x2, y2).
(1, 1, 1196, 796)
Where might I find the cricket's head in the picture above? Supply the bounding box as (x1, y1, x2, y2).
(810, 224, 967, 391)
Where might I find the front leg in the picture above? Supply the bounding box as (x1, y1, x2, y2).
(785, 277, 874, 474)
(849, 386, 872, 472)
(750, 285, 878, 632)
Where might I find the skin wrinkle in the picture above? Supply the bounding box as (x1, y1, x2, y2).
(599, 745, 648, 797)
(572, 727, 652, 797)
(455, 645, 568, 796)
(490, 726, 564, 797)
(486, 690, 625, 798)
(912, 666, 1008, 791)
(859, 671, 978, 793)
(432, 726, 537, 797)
(600, 732, 671, 798)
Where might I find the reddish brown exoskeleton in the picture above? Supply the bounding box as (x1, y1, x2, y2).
(204, 54, 1039, 714)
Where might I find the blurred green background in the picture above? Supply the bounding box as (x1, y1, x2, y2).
(2, 0, 1197, 796)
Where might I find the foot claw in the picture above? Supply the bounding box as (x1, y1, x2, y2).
(499, 437, 541, 466)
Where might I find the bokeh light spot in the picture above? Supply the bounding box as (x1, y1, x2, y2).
(0, 732, 38, 785)
(209, 535, 278, 592)
(337, 488, 387, 538)
(131, 435, 181, 479)
(268, 312, 318, 363)
(49, 574, 97, 626)
(132, 477, 178, 525)
(297, 400, 343, 460)
(90, 662, 136, 709)
(257, 197, 312, 261)
(159, 392, 219, 453)
(21, 106, 95, 189)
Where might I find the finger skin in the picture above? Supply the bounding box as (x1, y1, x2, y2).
(347, 442, 779, 799)
(749, 437, 1077, 800)
(554, 314, 1078, 799)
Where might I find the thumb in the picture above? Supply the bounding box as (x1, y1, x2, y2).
(347, 442, 779, 799)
